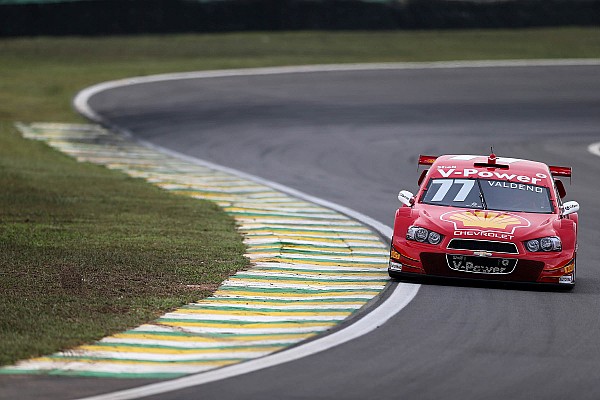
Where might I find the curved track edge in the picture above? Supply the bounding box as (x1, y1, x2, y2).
(69, 64, 426, 400)
(70, 60, 600, 399)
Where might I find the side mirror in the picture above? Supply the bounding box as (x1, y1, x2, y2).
(562, 201, 579, 216)
(398, 190, 415, 207)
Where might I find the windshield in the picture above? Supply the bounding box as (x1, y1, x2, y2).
(421, 178, 554, 214)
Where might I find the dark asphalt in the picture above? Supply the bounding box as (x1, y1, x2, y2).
(5, 64, 600, 400)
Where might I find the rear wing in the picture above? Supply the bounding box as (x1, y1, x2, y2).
(418, 155, 438, 166)
(549, 165, 572, 178)
(418, 155, 572, 178)
(417, 155, 438, 184)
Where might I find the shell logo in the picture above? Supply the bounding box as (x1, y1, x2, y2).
(440, 210, 530, 234)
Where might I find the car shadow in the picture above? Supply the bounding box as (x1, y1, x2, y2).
(392, 275, 574, 292)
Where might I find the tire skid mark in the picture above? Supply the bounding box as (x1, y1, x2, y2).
(1, 122, 389, 379)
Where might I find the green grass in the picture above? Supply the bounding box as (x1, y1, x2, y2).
(1, 28, 599, 366)
(0, 125, 249, 365)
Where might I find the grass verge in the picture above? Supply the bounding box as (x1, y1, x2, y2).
(0, 124, 249, 365)
(0, 28, 599, 366)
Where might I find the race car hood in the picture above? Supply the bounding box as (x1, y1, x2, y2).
(413, 205, 559, 241)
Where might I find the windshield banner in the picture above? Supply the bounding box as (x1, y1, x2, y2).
(436, 167, 548, 185)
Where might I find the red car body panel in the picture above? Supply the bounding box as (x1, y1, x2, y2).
(389, 154, 578, 287)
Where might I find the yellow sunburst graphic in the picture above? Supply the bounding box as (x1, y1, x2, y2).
(447, 211, 523, 230)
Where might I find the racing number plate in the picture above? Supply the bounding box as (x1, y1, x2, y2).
(446, 255, 517, 274)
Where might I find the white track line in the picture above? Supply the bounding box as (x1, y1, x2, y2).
(72, 60, 599, 400)
(74, 60, 600, 120)
(589, 142, 600, 157)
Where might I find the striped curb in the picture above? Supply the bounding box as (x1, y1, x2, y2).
(2, 122, 390, 379)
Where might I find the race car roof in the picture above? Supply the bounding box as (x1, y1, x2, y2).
(425, 154, 555, 186)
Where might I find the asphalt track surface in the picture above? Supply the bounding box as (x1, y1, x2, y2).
(5, 63, 600, 400)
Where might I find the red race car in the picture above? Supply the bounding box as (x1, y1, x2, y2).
(389, 153, 579, 289)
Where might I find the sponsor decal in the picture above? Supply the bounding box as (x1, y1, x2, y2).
(447, 255, 516, 274)
(435, 167, 547, 185)
(390, 248, 402, 261)
(563, 261, 575, 275)
(389, 261, 403, 271)
(559, 275, 574, 284)
(398, 190, 414, 206)
(485, 181, 544, 193)
(418, 155, 437, 165)
(563, 202, 579, 213)
(440, 210, 531, 240)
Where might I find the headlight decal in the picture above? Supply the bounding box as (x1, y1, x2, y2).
(406, 226, 444, 246)
(524, 236, 562, 252)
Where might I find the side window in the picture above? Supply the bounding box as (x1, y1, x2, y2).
(554, 183, 563, 208)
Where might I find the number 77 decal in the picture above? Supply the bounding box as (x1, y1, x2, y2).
(430, 179, 476, 202)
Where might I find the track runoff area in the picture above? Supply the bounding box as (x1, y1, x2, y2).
(2, 122, 398, 379)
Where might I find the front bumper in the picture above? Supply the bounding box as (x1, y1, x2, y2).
(388, 270, 575, 291)
(389, 242, 575, 286)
